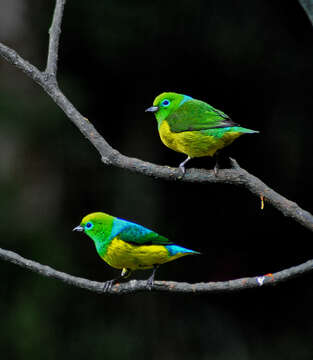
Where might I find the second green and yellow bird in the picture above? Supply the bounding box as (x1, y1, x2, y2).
(146, 92, 259, 174)
(73, 212, 199, 290)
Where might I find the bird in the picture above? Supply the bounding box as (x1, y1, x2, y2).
(73, 212, 200, 291)
(145, 92, 259, 175)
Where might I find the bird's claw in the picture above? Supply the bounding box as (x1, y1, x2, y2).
(178, 156, 191, 178)
(146, 265, 158, 290)
(102, 279, 115, 292)
(178, 165, 186, 177)
(146, 277, 154, 291)
(213, 164, 219, 177)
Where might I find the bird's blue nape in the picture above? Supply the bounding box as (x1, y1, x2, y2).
(179, 95, 193, 106)
(165, 245, 197, 256)
(110, 217, 153, 241)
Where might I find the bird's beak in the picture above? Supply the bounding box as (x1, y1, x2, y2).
(73, 225, 84, 232)
(145, 106, 159, 113)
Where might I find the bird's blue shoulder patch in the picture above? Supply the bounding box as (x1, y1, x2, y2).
(110, 218, 129, 240)
(179, 95, 193, 106)
(110, 217, 153, 241)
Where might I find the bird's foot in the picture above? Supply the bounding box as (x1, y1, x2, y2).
(178, 164, 186, 177)
(178, 156, 191, 178)
(213, 151, 221, 177)
(213, 163, 219, 177)
(102, 279, 116, 292)
(146, 265, 159, 290)
(102, 269, 132, 293)
(146, 275, 155, 291)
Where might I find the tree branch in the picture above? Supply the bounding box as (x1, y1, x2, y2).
(1, 246, 312, 294)
(1, 41, 312, 233)
(298, 0, 313, 26)
(46, 0, 66, 78)
(0, 0, 313, 294)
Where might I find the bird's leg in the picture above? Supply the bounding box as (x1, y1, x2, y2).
(213, 151, 220, 177)
(121, 267, 132, 279)
(102, 268, 132, 292)
(178, 156, 191, 176)
(102, 279, 116, 292)
(146, 265, 159, 290)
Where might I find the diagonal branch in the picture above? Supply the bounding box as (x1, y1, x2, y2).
(298, 0, 313, 26)
(1, 246, 312, 294)
(1, 42, 313, 233)
(0, 42, 45, 84)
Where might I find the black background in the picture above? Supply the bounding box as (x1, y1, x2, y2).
(0, 1, 313, 359)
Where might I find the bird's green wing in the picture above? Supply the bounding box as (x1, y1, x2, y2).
(112, 218, 174, 246)
(167, 99, 238, 133)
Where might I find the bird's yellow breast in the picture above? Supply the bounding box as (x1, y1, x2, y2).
(101, 238, 176, 271)
(158, 121, 242, 158)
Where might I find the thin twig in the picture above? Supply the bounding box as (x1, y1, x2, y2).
(46, 0, 66, 78)
(298, 0, 313, 26)
(1, 247, 312, 294)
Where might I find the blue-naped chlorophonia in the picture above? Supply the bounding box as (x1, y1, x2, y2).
(146, 92, 259, 174)
(74, 212, 200, 290)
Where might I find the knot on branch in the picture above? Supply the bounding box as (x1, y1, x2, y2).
(229, 157, 241, 170)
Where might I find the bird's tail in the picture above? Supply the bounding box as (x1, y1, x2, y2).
(165, 245, 200, 256)
(234, 126, 259, 134)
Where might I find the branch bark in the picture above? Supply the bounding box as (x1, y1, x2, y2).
(46, 0, 66, 78)
(0, 0, 312, 294)
(0, 41, 312, 233)
(1, 247, 312, 294)
(298, 0, 313, 26)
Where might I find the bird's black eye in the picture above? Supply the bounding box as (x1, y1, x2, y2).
(85, 222, 94, 230)
(161, 99, 170, 107)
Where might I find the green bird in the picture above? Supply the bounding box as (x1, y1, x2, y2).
(73, 212, 200, 290)
(145, 92, 259, 174)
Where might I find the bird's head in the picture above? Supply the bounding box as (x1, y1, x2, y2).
(73, 212, 114, 243)
(145, 92, 192, 127)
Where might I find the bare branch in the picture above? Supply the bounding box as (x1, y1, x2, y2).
(1, 246, 312, 294)
(0, 42, 44, 84)
(298, 0, 313, 26)
(46, 0, 66, 78)
(1, 41, 313, 234)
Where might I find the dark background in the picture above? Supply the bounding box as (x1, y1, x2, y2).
(0, 0, 313, 359)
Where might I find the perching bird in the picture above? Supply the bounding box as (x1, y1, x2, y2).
(146, 92, 259, 175)
(73, 212, 200, 290)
